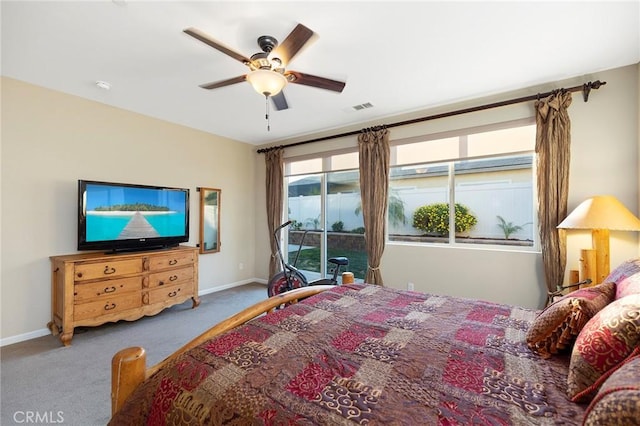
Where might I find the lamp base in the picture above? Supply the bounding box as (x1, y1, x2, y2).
(579, 249, 597, 287)
(591, 229, 609, 284)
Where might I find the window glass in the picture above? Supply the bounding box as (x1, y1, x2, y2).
(329, 152, 359, 171)
(287, 158, 322, 176)
(285, 165, 367, 282)
(389, 163, 450, 243)
(388, 121, 536, 248)
(326, 170, 366, 280)
(466, 125, 535, 157)
(395, 137, 460, 165)
(453, 156, 534, 246)
(286, 173, 322, 281)
(284, 120, 536, 253)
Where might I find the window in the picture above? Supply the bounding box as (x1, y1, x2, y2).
(284, 119, 536, 267)
(389, 121, 536, 248)
(285, 152, 367, 281)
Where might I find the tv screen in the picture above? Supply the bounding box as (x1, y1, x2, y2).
(78, 180, 189, 252)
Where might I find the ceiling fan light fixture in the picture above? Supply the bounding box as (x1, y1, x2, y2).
(270, 57, 282, 68)
(246, 69, 287, 97)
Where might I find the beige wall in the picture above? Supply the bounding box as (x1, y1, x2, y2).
(2, 64, 638, 344)
(254, 64, 640, 309)
(1, 77, 258, 344)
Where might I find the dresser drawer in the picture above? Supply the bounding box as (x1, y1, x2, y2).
(148, 251, 195, 271)
(74, 293, 142, 321)
(74, 276, 142, 303)
(146, 281, 193, 305)
(148, 266, 194, 289)
(74, 259, 143, 282)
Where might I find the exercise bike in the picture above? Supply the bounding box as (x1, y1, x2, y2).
(267, 220, 349, 297)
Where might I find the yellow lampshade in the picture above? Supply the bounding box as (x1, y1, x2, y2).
(246, 69, 287, 97)
(557, 195, 640, 285)
(557, 195, 640, 230)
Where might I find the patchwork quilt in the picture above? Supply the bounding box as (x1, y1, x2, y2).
(109, 284, 585, 425)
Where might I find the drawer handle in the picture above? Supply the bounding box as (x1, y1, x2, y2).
(158, 281, 165, 286)
(168, 289, 180, 297)
(104, 303, 116, 311)
(169, 275, 178, 282)
(104, 266, 116, 275)
(169, 259, 178, 266)
(104, 286, 116, 293)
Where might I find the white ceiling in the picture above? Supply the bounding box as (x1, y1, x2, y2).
(2, 1, 639, 146)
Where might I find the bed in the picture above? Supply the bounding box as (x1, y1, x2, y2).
(109, 261, 640, 425)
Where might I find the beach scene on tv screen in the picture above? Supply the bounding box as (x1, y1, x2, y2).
(85, 184, 186, 242)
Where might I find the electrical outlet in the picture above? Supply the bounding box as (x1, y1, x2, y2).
(407, 282, 414, 291)
(239, 263, 244, 270)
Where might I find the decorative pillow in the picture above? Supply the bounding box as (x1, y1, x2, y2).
(567, 294, 640, 402)
(616, 273, 640, 300)
(583, 355, 640, 425)
(526, 282, 615, 358)
(603, 258, 640, 299)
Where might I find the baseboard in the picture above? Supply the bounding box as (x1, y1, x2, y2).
(1, 328, 51, 347)
(1, 278, 269, 347)
(198, 278, 267, 296)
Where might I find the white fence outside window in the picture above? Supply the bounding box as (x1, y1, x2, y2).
(288, 181, 533, 241)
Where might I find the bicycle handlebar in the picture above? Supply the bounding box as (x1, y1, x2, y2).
(274, 220, 292, 235)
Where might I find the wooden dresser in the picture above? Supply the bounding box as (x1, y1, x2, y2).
(48, 245, 199, 346)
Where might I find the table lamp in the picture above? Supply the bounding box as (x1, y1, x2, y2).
(557, 195, 640, 284)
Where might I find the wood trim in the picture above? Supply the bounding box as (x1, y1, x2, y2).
(110, 284, 335, 415)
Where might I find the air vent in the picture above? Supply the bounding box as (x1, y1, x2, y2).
(352, 102, 374, 111)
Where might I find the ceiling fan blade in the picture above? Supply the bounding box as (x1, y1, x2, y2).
(184, 27, 251, 65)
(199, 75, 247, 90)
(286, 71, 346, 93)
(271, 92, 289, 111)
(271, 23, 315, 66)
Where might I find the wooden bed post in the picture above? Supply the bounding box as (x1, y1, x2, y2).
(111, 347, 147, 415)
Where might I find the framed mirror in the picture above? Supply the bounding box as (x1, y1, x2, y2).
(198, 187, 221, 254)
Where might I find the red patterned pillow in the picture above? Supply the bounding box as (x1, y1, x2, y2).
(583, 355, 640, 425)
(526, 282, 615, 358)
(604, 258, 640, 299)
(567, 294, 640, 402)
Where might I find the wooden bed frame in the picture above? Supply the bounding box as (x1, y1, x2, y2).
(110, 285, 335, 416)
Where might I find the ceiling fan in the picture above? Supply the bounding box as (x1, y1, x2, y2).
(184, 23, 346, 112)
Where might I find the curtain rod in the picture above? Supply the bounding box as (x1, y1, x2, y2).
(257, 80, 606, 154)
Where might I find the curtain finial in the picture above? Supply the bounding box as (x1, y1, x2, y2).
(582, 81, 606, 102)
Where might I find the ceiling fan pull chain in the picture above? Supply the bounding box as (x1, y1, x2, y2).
(265, 95, 271, 132)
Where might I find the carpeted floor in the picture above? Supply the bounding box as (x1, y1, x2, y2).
(0, 283, 267, 426)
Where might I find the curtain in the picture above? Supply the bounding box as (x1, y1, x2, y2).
(265, 148, 284, 279)
(358, 126, 390, 285)
(535, 90, 572, 295)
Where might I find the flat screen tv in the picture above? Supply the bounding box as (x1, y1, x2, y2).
(78, 180, 189, 252)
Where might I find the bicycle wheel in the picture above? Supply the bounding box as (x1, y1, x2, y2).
(267, 271, 308, 297)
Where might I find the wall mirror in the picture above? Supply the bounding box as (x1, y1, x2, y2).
(198, 187, 221, 254)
